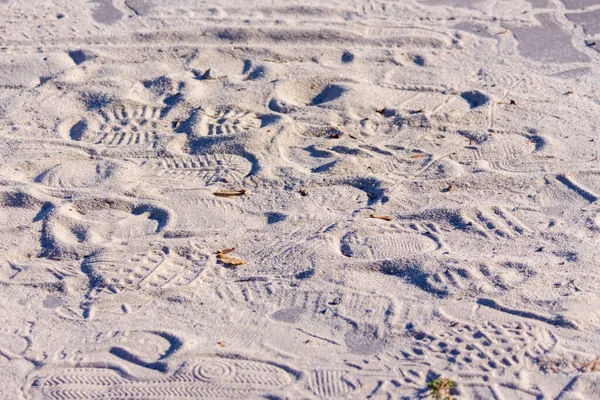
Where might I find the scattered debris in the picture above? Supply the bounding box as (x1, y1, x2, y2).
(370, 213, 392, 221)
(577, 357, 599, 373)
(497, 30, 508, 35)
(427, 378, 456, 400)
(538, 355, 599, 373)
(214, 189, 247, 197)
(299, 188, 309, 196)
(442, 184, 455, 193)
(217, 341, 225, 347)
(509, 99, 516, 105)
(411, 154, 427, 159)
(70, 205, 86, 215)
(217, 248, 247, 267)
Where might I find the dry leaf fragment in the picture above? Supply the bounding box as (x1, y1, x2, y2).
(497, 30, 508, 35)
(299, 188, 309, 196)
(263, 58, 287, 64)
(218, 341, 225, 347)
(442, 184, 455, 193)
(217, 250, 247, 266)
(370, 213, 393, 221)
(509, 99, 516, 105)
(217, 248, 235, 255)
(214, 189, 247, 197)
(70, 205, 86, 215)
(411, 154, 427, 159)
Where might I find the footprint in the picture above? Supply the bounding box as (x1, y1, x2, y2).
(140, 153, 252, 186)
(31, 354, 295, 399)
(183, 108, 260, 137)
(411, 321, 556, 375)
(82, 242, 208, 294)
(424, 260, 536, 298)
(0, 188, 49, 259)
(445, 206, 533, 240)
(35, 159, 136, 189)
(306, 185, 370, 213)
(67, 102, 171, 150)
(340, 229, 438, 259)
(307, 370, 358, 398)
(269, 79, 349, 113)
(166, 195, 264, 233)
(217, 282, 399, 331)
(40, 197, 172, 260)
(451, 133, 539, 167)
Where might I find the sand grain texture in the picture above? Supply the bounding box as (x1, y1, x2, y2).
(0, 0, 600, 399)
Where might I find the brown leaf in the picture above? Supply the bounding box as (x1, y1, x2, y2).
(217, 341, 225, 347)
(217, 248, 235, 255)
(70, 205, 86, 215)
(370, 213, 393, 221)
(497, 30, 508, 35)
(214, 189, 247, 197)
(217, 252, 247, 266)
(410, 154, 427, 159)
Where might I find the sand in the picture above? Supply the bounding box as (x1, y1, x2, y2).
(0, 0, 599, 398)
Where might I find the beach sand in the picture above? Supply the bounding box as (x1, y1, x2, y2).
(1, 0, 600, 398)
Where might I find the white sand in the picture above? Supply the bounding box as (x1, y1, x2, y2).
(1, 0, 600, 398)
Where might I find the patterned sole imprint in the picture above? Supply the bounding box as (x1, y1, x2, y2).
(307, 369, 358, 398)
(216, 282, 399, 329)
(83, 243, 208, 293)
(31, 356, 294, 399)
(140, 154, 252, 186)
(451, 206, 533, 240)
(340, 230, 437, 259)
(424, 260, 536, 298)
(68, 102, 170, 149)
(187, 108, 261, 136)
(411, 321, 556, 375)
